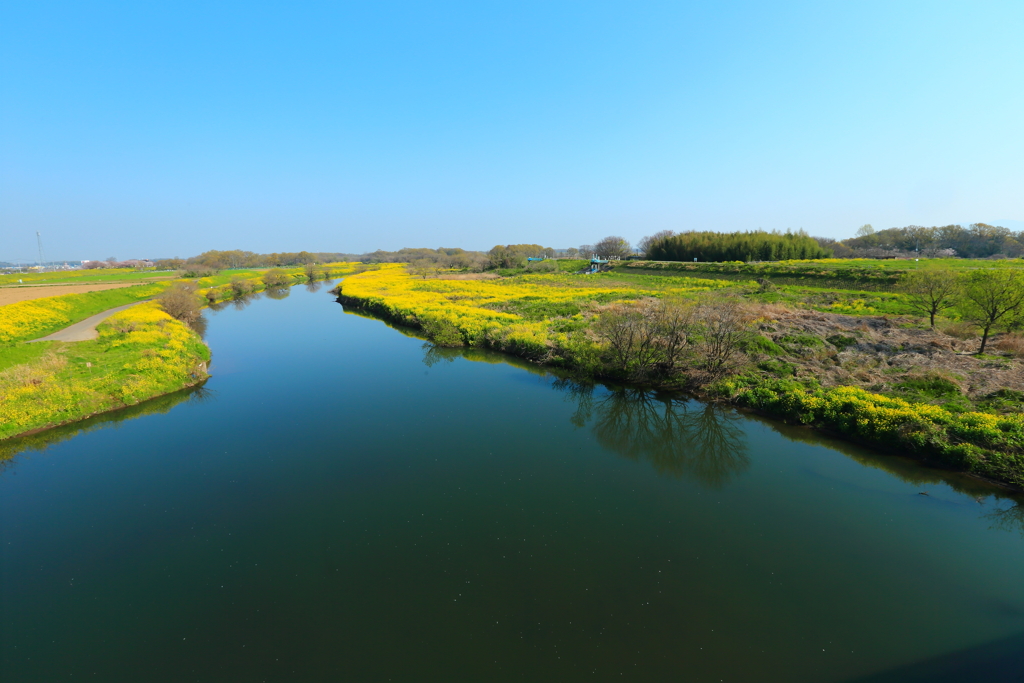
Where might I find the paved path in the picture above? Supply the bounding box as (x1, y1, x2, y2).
(29, 301, 150, 343)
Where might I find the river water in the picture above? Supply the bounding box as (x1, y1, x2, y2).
(2, 281, 1023, 682)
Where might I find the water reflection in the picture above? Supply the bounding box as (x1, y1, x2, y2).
(305, 280, 324, 293)
(187, 313, 209, 338)
(422, 343, 462, 367)
(264, 286, 291, 300)
(230, 293, 258, 310)
(553, 379, 750, 487)
(0, 384, 214, 473)
(986, 504, 1024, 537)
(415, 342, 751, 486)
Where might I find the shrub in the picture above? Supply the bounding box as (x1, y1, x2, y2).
(229, 276, 254, 298)
(178, 268, 219, 278)
(757, 359, 797, 377)
(741, 335, 784, 356)
(159, 282, 203, 323)
(893, 372, 962, 400)
(304, 262, 327, 282)
(826, 334, 858, 351)
(939, 320, 977, 340)
(262, 268, 292, 288)
(993, 332, 1024, 357)
(421, 318, 464, 347)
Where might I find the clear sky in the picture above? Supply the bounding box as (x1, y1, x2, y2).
(2, 1, 1022, 261)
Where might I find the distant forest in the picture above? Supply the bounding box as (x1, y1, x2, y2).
(156, 250, 360, 270)
(637, 223, 1023, 262)
(816, 223, 1023, 259)
(151, 221, 1022, 273)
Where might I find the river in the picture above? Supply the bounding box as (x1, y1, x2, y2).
(2, 280, 1023, 682)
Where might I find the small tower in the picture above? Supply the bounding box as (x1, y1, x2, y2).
(36, 231, 46, 270)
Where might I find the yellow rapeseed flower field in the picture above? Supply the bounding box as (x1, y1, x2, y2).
(0, 303, 210, 440)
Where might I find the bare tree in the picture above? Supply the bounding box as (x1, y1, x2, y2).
(653, 298, 695, 372)
(898, 268, 959, 327)
(692, 298, 753, 381)
(637, 230, 676, 257)
(594, 301, 662, 376)
(158, 282, 203, 323)
(958, 269, 1024, 353)
(593, 236, 632, 260)
(593, 298, 695, 379)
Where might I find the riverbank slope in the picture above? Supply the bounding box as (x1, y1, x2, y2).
(336, 263, 1024, 488)
(0, 264, 357, 444)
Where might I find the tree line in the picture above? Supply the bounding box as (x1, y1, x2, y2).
(818, 223, 1022, 260)
(155, 250, 358, 271)
(643, 230, 831, 262)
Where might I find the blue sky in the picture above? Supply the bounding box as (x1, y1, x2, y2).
(1, 1, 1022, 261)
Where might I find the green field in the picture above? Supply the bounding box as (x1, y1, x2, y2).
(0, 269, 173, 286)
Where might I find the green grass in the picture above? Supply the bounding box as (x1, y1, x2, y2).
(0, 269, 172, 286)
(0, 342, 55, 372)
(0, 305, 210, 441)
(0, 283, 169, 343)
(621, 258, 1024, 292)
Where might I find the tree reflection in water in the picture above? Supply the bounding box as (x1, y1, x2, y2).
(552, 379, 750, 487)
(264, 287, 291, 300)
(305, 280, 324, 293)
(986, 503, 1024, 538)
(187, 313, 208, 339)
(422, 343, 462, 367)
(230, 293, 259, 311)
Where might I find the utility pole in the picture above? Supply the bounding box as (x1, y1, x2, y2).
(36, 231, 46, 270)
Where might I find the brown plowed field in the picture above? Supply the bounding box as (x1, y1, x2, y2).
(0, 283, 135, 306)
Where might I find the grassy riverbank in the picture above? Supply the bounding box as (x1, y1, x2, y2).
(0, 264, 358, 445)
(338, 262, 1024, 488)
(0, 302, 210, 440)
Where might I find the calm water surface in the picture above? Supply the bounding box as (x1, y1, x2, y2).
(2, 282, 1023, 682)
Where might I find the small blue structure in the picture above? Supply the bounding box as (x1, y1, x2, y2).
(527, 257, 545, 262)
(587, 257, 609, 274)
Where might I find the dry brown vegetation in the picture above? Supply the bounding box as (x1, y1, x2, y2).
(751, 307, 1024, 399)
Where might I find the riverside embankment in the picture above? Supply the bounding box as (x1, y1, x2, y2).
(3, 279, 1022, 683)
(0, 265, 355, 442)
(336, 263, 1024, 489)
